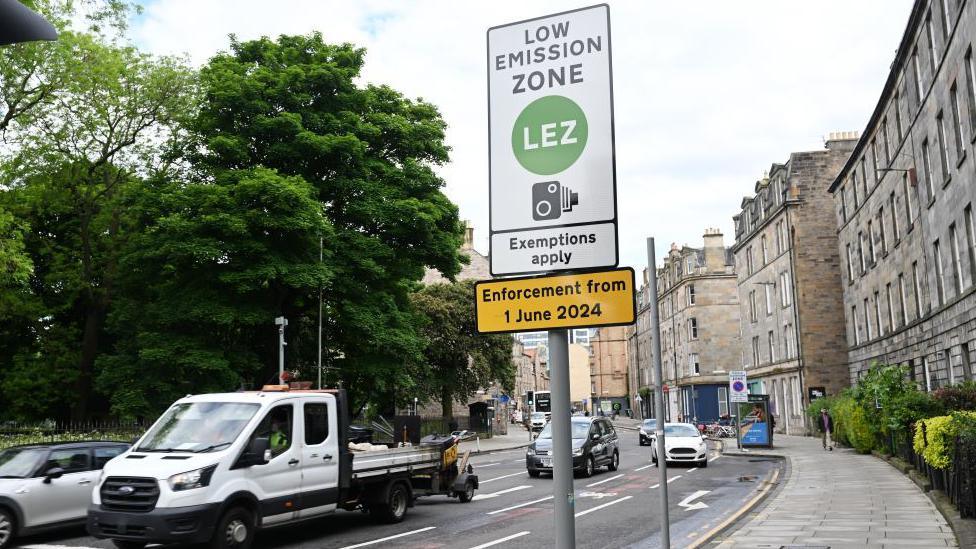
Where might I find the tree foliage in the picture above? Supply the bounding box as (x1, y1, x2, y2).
(411, 281, 515, 417)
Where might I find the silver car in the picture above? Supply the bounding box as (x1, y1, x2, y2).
(0, 442, 129, 549)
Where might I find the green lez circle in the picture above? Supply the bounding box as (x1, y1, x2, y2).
(511, 95, 588, 176)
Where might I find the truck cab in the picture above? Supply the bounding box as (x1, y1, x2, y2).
(87, 388, 476, 549)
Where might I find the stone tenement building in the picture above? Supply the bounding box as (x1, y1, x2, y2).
(829, 0, 976, 387)
(733, 135, 857, 435)
(656, 231, 740, 423)
(626, 270, 653, 417)
(589, 326, 630, 415)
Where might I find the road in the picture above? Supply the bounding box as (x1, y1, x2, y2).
(14, 431, 780, 549)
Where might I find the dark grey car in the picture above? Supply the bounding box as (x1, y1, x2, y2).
(525, 417, 619, 478)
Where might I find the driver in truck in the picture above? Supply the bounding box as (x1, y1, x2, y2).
(269, 410, 290, 456)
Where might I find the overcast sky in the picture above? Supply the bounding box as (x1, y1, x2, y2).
(131, 1, 914, 270)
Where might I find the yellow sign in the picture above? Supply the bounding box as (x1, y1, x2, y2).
(475, 268, 636, 334)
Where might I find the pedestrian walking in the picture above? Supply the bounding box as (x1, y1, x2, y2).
(818, 407, 834, 451)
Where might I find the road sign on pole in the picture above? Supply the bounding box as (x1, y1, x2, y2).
(488, 4, 617, 276)
(730, 370, 748, 403)
(474, 267, 635, 333)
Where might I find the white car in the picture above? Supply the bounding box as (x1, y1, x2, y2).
(528, 412, 548, 432)
(650, 423, 709, 468)
(0, 442, 129, 549)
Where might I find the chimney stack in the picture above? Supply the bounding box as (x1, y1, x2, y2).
(703, 228, 725, 272)
(462, 220, 474, 249)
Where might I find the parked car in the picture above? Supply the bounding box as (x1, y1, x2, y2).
(525, 417, 619, 478)
(450, 430, 473, 442)
(650, 423, 709, 468)
(528, 412, 548, 432)
(638, 419, 656, 446)
(0, 441, 129, 549)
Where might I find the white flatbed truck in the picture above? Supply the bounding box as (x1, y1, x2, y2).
(87, 388, 478, 549)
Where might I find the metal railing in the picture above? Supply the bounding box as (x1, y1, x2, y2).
(0, 421, 149, 450)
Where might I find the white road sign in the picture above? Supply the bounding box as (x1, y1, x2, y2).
(488, 4, 617, 275)
(729, 370, 748, 403)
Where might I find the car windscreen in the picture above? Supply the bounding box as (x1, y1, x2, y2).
(137, 402, 260, 453)
(0, 447, 47, 478)
(537, 421, 591, 439)
(531, 413, 546, 419)
(641, 419, 656, 429)
(664, 424, 701, 438)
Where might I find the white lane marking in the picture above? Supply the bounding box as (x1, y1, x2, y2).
(511, 459, 524, 463)
(667, 475, 682, 483)
(487, 495, 554, 515)
(480, 471, 527, 484)
(586, 473, 623, 487)
(650, 483, 660, 489)
(478, 462, 502, 467)
(574, 495, 633, 517)
(22, 546, 103, 549)
(687, 467, 698, 473)
(708, 455, 722, 462)
(473, 484, 531, 500)
(466, 531, 531, 548)
(338, 527, 437, 549)
(634, 463, 655, 471)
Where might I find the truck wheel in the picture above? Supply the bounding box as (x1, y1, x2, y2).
(210, 506, 255, 549)
(112, 541, 147, 549)
(0, 508, 15, 549)
(373, 481, 409, 524)
(458, 480, 475, 503)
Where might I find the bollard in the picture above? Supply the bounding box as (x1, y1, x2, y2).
(477, 435, 481, 452)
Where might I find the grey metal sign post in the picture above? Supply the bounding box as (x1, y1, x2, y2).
(548, 329, 575, 548)
(647, 237, 671, 548)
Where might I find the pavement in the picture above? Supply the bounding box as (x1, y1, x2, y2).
(711, 434, 959, 549)
(458, 429, 533, 454)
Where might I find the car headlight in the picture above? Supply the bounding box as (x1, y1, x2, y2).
(639, 429, 646, 436)
(572, 446, 584, 456)
(526, 448, 534, 456)
(168, 465, 217, 491)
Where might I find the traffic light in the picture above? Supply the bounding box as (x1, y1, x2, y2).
(527, 391, 534, 406)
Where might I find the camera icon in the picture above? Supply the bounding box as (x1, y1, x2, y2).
(532, 181, 579, 221)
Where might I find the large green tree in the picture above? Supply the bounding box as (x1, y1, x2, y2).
(411, 280, 515, 418)
(0, 2, 196, 419)
(174, 33, 466, 413)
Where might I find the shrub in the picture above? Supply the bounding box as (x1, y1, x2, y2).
(913, 411, 976, 469)
(933, 381, 976, 412)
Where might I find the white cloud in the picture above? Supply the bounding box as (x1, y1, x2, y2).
(131, 0, 913, 269)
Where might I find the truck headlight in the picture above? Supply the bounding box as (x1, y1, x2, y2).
(168, 465, 217, 491)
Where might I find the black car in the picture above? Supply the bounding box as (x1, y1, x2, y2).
(639, 418, 657, 446)
(525, 417, 619, 478)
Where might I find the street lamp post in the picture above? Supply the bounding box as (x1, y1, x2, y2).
(275, 316, 288, 385)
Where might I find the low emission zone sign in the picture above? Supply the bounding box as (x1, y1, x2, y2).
(488, 4, 617, 276)
(475, 268, 635, 334)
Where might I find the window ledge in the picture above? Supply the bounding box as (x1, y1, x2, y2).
(957, 150, 967, 168)
(943, 175, 952, 189)
(928, 197, 937, 209)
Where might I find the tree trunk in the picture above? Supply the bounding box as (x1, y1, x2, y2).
(71, 305, 102, 420)
(441, 385, 453, 420)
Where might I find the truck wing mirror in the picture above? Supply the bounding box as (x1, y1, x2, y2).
(244, 437, 270, 466)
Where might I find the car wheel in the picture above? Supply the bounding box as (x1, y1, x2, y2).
(582, 456, 595, 478)
(0, 508, 14, 549)
(699, 458, 708, 468)
(608, 451, 619, 472)
(112, 541, 147, 549)
(210, 506, 255, 549)
(651, 450, 657, 464)
(458, 480, 475, 503)
(528, 469, 541, 478)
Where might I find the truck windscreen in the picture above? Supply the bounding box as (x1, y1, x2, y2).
(137, 402, 260, 453)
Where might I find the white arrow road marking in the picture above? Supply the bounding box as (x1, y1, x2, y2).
(678, 490, 711, 511)
(480, 471, 527, 484)
(667, 474, 682, 483)
(473, 484, 531, 500)
(22, 546, 103, 549)
(586, 473, 623, 487)
(486, 495, 553, 515)
(338, 527, 437, 549)
(466, 531, 531, 549)
(575, 495, 633, 517)
(650, 483, 660, 489)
